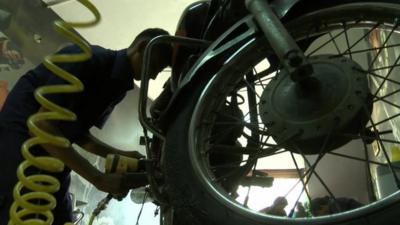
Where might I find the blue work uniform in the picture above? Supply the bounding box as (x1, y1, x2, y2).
(0, 44, 134, 224)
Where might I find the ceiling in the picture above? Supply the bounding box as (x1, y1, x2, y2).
(50, 0, 196, 49)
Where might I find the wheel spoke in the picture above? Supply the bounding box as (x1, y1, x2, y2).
(328, 32, 342, 54)
(246, 71, 262, 150)
(335, 132, 400, 145)
(370, 64, 400, 73)
(375, 97, 400, 111)
(244, 162, 259, 207)
(343, 22, 353, 60)
(254, 68, 266, 89)
(362, 139, 377, 201)
(306, 23, 353, 56)
(362, 69, 400, 87)
(245, 66, 277, 85)
(363, 105, 400, 188)
(378, 138, 400, 145)
(367, 112, 400, 128)
(301, 153, 336, 199)
(284, 128, 334, 197)
(372, 53, 400, 98)
(340, 22, 381, 56)
(338, 43, 400, 57)
(288, 152, 312, 217)
(207, 144, 268, 155)
(255, 74, 275, 85)
(328, 151, 400, 169)
(367, 24, 398, 72)
(373, 88, 400, 103)
(339, 130, 394, 137)
(243, 77, 262, 99)
(295, 127, 344, 212)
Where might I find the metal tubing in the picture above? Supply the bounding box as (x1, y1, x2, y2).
(139, 35, 210, 139)
(245, 0, 306, 71)
(139, 36, 209, 204)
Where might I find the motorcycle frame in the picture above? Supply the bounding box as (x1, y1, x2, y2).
(138, 0, 302, 204)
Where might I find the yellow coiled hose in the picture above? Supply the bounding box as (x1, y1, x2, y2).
(8, 0, 100, 224)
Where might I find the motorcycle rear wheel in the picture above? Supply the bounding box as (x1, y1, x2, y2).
(164, 3, 400, 225)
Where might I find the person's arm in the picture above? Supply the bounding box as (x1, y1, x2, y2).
(36, 107, 130, 194)
(75, 132, 144, 159)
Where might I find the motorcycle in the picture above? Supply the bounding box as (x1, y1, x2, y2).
(138, 0, 400, 224)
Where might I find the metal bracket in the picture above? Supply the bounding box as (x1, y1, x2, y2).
(139, 35, 210, 139)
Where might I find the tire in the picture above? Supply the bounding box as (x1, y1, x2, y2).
(163, 2, 400, 225)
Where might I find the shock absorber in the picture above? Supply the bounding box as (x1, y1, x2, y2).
(8, 0, 101, 224)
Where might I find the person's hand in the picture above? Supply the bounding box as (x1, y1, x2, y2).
(1, 40, 24, 64)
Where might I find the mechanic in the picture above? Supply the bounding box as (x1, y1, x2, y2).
(0, 28, 172, 224)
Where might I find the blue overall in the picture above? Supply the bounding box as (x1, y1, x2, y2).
(0, 44, 134, 224)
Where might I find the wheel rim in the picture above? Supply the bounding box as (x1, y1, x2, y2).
(189, 3, 400, 224)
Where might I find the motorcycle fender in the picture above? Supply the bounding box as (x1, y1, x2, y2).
(159, 15, 257, 125)
(161, 0, 302, 123)
(178, 0, 301, 88)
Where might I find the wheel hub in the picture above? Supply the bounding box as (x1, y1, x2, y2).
(259, 55, 372, 154)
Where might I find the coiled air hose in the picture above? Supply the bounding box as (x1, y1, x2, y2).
(8, 0, 100, 224)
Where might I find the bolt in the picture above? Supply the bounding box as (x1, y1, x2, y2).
(287, 51, 304, 67)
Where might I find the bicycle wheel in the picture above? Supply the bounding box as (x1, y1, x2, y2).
(164, 3, 400, 225)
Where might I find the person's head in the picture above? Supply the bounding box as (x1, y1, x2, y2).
(310, 196, 331, 216)
(273, 197, 288, 208)
(127, 28, 172, 80)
